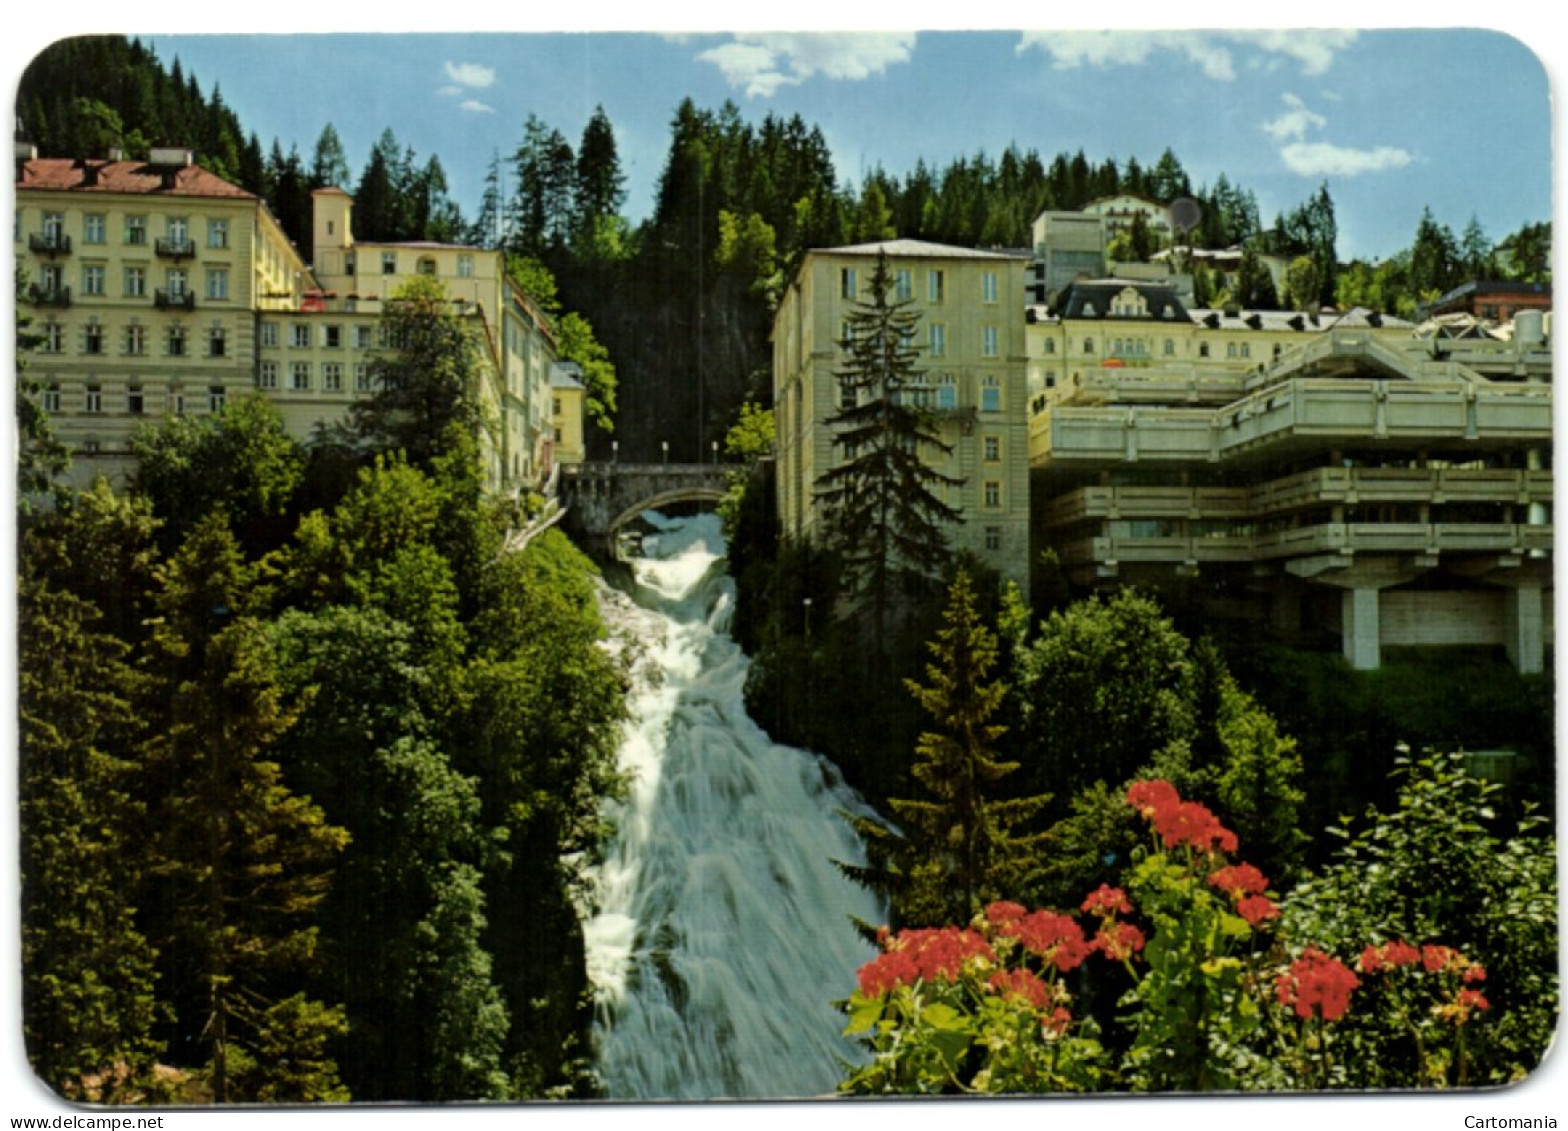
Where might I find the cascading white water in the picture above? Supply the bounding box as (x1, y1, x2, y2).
(584, 512, 883, 1100)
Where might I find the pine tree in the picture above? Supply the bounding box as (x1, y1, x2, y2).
(814, 250, 961, 651)
(141, 515, 350, 1102)
(309, 123, 351, 189)
(853, 571, 1051, 926)
(573, 105, 625, 246)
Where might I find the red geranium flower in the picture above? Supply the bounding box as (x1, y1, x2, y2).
(1126, 779, 1180, 819)
(1043, 1006, 1073, 1037)
(1209, 863, 1269, 899)
(1001, 911, 1090, 972)
(988, 967, 1051, 1010)
(1275, 948, 1359, 1022)
(1422, 945, 1457, 974)
(1236, 894, 1279, 926)
(1081, 884, 1133, 917)
(1092, 920, 1147, 961)
(985, 900, 1027, 927)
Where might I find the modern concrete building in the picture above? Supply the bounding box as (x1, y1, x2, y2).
(772, 239, 1033, 587)
(1028, 278, 1553, 671)
(15, 146, 567, 495)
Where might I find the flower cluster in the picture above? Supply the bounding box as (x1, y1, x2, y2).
(1207, 863, 1279, 926)
(856, 926, 995, 997)
(1081, 884, 1133, 916)
(1126, 779, 1238, 853)
(1357, 939, 1423, 973)
(997, 909, 1091, 972)
(1092, 920, 1147, 961)
(1275, 947, 1360, 1022)
(987, 967, 1051, 1010)
(1357, 939, 1490, 1028)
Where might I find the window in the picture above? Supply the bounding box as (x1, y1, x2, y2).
(85, 384, 102, 414)
(43, 323, 63, 353)
(209, 328, 227, 358)
(261, 321, 279, 348)
(984, 526, 1002, 551)
(165, 268, 188, 298)
(167, 326, 187, 357)
(124, 266, 146, 298)
(1083, 337, 1096, 355)
(936, 376, 958, 410)
(839, 381, 857, 410)
(983, 435, 1000, 462)
(127, 384, 144, 415)
(84, 213, 106, 244)
(382, 252, 398, 275)
(928, 323, 946, 357)
(291, 324, 311, 349)
(354, 325, 373, 350)
(168, 217, 189, 245)
(42, 212, 65, 243)
(1163, 338, 1175, 356)
(125, 324, 146, 356)
(840, 267, 857, 299)
(205, 268, 229, 301)
(1043, 337, 1056, 355)
(982, 271, 998, 303)
(125, 215, 147, 245)
(290, 361, 311, 391)
(82, 264, 106, 296)
(323, 325, 341, 349)
(43, 384, 60, 413)
(1240, 343, 1251, 360)
(980, 376, 1002, 413)
(1199, 342, 1211, 358)
(84, 323, 104, 355)
(170, 385, 187, 416)
(39, 262, 63, 292)
(895, 269, 912, 301)
(928, 270, 945, 302)
(257, 362, 279, 390)
(457, 254, 474, 278)
(981, 325, 999, 358)
(209, 385, 226, 413)
(1226, 341, 1237, 359)
(840, 320, 855, 345)
(417, 256, 438, 277)
(207, 218, 230, 248)
(983, 480, 1001, 508)
(552, 396, 563, 416)
(354, 363, 372, 392)
(322, 363, 344, 392)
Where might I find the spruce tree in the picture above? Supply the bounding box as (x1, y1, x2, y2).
(849, 571, 1050, 926)
(814, 250, 961, 651)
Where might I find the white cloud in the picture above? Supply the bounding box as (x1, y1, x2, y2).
(1279, 142, 1414, 177)
(444, 61, 496, 89)
(1263, 93, 1328, 143)
(1015, 29, 1357, 81)
(460, 99, 496, 114)
(696, 32, 916, 98)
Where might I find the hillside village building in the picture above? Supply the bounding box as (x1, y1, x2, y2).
(775, 223, 1553, 672)
(15, 146, 568, 494)
(772, 240, 1033, 586)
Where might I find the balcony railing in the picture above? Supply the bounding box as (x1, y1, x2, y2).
(155, 289, 196, 311)
(27, 284, 71, 308)
(29, 233, 71, 255)
(155, 237, 195, 260)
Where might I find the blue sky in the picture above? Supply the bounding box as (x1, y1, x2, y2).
(7, 21, 1553, 263)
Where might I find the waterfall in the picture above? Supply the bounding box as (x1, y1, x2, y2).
(583, 512, 883, 1100)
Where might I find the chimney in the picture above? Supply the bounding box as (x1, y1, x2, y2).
(15, 140, 38, 182)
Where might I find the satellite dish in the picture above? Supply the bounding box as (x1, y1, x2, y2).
(1168, 197, 1202, 234)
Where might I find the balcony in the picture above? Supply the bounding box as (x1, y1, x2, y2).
(155, 289, 196, 311)
(27, 284, 71, 308)
(155, 237, 196, 260)
(28, 233, 72, 256)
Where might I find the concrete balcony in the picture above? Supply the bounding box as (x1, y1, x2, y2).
(1058, 521, 1552, 572)
(155, 237, 196, 260)
(1250, 467, 1552, 513)
(1040, 485, 1251, 526)
(1031, 377, 1553, 468)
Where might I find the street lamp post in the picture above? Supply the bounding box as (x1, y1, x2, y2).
(661, 440, 669, 466)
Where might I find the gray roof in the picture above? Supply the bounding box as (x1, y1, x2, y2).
(550, 361, 585, 389)
(817, 238, 1028, 261)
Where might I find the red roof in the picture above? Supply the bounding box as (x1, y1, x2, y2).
(16, 158, 256, 200)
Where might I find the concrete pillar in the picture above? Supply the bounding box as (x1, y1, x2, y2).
(1341, 586, 1381, 670)
(1503, 585, 1544, 674)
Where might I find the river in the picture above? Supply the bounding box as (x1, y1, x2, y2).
(582, 512, 883, 1100)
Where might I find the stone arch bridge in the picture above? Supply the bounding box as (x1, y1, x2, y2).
(558, 462, 732, 553)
